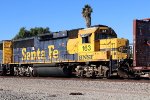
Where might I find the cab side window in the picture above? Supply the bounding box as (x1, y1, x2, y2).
(82, 36, 90, 43)
(81, 33, 91, 43)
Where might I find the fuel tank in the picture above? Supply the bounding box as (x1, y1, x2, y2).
(33, 64, 71, 77)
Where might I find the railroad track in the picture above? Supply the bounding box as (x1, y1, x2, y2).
(0, 76, 149, 83)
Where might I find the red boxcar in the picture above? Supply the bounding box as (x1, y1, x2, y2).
(133, 18, 150, 71)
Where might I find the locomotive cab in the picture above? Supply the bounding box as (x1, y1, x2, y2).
(76, 25, 129, 62)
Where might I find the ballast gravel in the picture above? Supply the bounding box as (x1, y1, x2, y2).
(0, 77, 149, 100)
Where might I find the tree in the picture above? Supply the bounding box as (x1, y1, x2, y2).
(82, 4, 93, 28)
(13, 27, 50, 40)
(30, 27, 50, 35)
(13, 27, 30, 40)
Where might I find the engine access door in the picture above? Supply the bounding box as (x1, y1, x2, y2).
(3, 41, 13, 64)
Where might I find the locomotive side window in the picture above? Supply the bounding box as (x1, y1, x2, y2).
(80, 33, 91, 43)
(82, 36, 90, 43)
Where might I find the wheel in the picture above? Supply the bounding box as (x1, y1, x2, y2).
(91, 72, 96, 79)
(1, 66, 7, 76)
(134, 75, 140, 80)
(32, 69, 38, 77)
(106, 70, 111, 79)
(10, 66, 14, 76)
(79, 71, 84, 78)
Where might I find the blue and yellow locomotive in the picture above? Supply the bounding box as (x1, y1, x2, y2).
(0, 25, 130, 78)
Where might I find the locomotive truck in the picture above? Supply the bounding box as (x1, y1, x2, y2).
(0, 19, 150, 79)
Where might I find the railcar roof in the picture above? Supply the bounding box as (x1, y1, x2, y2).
(11, 24, 110, 41)
(12, 37, 35, 42)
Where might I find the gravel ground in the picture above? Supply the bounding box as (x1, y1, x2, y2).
(0, 77, 149, 100)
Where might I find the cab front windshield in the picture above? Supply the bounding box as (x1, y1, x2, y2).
(95, 28, 117, 40)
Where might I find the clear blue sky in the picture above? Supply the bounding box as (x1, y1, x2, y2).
(0, 0, 150, 42)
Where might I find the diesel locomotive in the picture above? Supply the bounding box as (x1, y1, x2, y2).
(0, 19, 150, 79)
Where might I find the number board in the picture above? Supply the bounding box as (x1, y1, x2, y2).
(82, 45, 91, 51)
